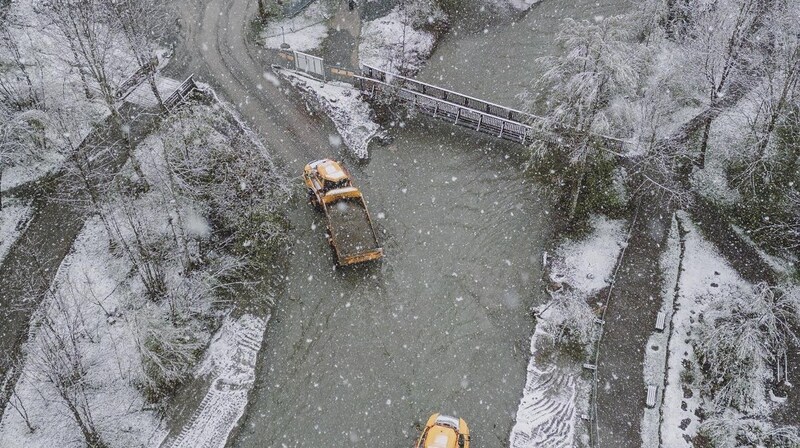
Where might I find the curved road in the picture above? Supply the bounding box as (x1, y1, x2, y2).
(167, 0, 335, 164)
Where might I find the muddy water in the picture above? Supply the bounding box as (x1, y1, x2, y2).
(420, 0, 634, 109)
(231, 1, 634, 446)
(232, 120, 552, 447)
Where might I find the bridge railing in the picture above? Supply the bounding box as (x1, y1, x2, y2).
(164, 75, 198, 112)
(357, 76, 567, 146)
(360, 64, 628, 153)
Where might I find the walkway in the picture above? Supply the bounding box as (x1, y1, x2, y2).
(0, 104, 159, 412)
(594, 193, 675, 448)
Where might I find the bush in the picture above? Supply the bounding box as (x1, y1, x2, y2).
(136, 316, 205, 403)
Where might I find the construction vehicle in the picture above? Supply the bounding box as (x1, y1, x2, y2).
(303, 159, 383, 266)
(415, 414, 470, 448)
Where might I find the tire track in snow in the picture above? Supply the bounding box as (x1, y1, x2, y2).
(510, 327, 578, 448)
(167, 314, 268, 448)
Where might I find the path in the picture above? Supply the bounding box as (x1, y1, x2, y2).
(0, 104, 159, 413)
(594, 192, 675, 448)
(323, 0, 361, 68)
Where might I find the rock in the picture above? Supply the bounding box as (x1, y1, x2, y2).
(710, 282, 719, 287)
(107, 317, 117, 325)
(586, 273, 595, 280)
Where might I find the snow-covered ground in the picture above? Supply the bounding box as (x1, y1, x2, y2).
(510, 324, 583, 448)
(549, 217, 627, 296)
(0, 0, 141, 192)
(358, 2, 445, 75)
(511, 215, 626, 448)
(0, 201, 33, 266)
(659, 213, 749, 447)
(639, 215, 681, 447)
(485, 0, 542, 12)
(276, 67, 384, 158)
(0, 217, 168, 448)
(260, 1, 331, 52)
(167, 314, 268, 448)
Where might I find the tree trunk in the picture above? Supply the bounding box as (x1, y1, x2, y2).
(568, 156, 587, 222)
(147, 74, 165, 112)
(697, 118, 711, 169)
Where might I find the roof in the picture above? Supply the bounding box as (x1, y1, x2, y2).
(423, 426, 457, 448)
(316, 159, 348, 182)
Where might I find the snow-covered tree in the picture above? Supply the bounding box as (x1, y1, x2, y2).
(104, 0, 172, 111)
(29, 288, 108, 448)
(539, 289, 596, 354)
(695, 283, 800, 413)
(528, 15, 640, 221)
(678, 0, 777, 168)
(699, 410, 800, 447)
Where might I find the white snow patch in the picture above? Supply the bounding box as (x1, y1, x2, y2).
(260, 1, 330, 52)
(509, 324, 580, 448)
(640, 215, 682, 447)
(485, 0, 542, 12)
(660, 212, 749, 448)
(358, 3, 445, 76)
(277, 68, 384, 159)
(511, 215, 627, 448)
(167, 314, 268, 448)
(0, 218, 168, 448)
(550, 215, 626, 294)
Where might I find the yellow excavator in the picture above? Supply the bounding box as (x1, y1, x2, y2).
(303, 159, 383, 266)
(415, 414, 470, 448)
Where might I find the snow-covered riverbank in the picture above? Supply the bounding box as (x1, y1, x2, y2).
(511, 216, 626, 447)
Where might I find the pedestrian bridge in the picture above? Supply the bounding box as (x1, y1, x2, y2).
(355, 64, 628, 152)
(281, 50, 628, 152)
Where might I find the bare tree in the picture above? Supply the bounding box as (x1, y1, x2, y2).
(104, 0, 172, 111)
(41, 0, 149, 183)
(29, 289, 108, 448)
(681, 0, 776, 169)
(699, 411, 800, 447)
(3, 356, 36, 433)
(0, 22, 42, 109)
(695, 283, 800, 412)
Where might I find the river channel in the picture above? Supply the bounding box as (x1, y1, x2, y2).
(224, 1, 630, 446)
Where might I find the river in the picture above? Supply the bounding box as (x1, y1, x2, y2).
(165, 0, 630, 446)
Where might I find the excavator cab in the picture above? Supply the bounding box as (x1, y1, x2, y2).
(304, 159, 352, 202)
(415, 414, 470, 448)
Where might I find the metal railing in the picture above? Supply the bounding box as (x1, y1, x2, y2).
(359, 64, 628, 152)
(356, 75, 564, 146)
(283, 0, 316, 18)
(164, 75, 198, 112)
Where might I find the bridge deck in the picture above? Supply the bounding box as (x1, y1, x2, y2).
(357, 64, 627, 152)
